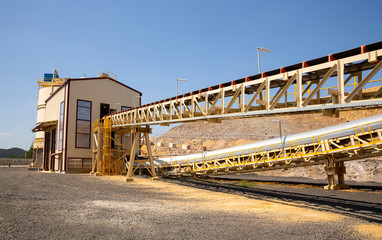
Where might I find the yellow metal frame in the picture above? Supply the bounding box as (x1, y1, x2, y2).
(92, 117, 158, 180)
(98, 71, 118, 80)
(160, 119, 382, 176)
(91, 118, 127, 175)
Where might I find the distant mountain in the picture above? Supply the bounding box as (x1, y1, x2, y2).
(0, 148, 26, 158)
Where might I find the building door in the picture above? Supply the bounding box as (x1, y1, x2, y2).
(43, 132, 51, 171)
(50, 128, 56, 171)
(100, 103, 110, 118)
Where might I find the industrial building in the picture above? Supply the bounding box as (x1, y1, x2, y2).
(91, 42, 382, 189)
(30, 42, 382, 189)
(32, 71, 141, 173)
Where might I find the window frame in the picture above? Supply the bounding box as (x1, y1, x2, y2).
(58, 101, 65, 151)
(75, 99, 92, 149)
(67, 158, 92, 169)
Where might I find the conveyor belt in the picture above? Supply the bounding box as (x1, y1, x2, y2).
(156, 114, 382, 189)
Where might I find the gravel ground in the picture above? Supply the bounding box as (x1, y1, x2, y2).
(1, 168, 381, 240)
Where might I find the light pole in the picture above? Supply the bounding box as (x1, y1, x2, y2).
(257, 47, 271, 74)
(176, 79, 187, 96)
(271, 120, 282, 142)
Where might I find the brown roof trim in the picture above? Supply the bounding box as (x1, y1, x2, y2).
(68, 77, 142, 95)
(45, 77, 142, 103)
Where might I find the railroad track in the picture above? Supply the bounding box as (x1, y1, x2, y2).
(162, 176, 382, 224)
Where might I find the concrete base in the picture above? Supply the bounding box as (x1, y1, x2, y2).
(336, 183, 349, 189)
(125, 178, 134, 182)
(27, 168, 41, 171)
(324, 184, 349, 190)
(324, 159, 349, 190)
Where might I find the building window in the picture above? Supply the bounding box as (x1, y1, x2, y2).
(76, 100, 91, 148)
(58, 101, 64, 151)
(100, 103, 110, 118)
(121, 106, 131, 111)
(68, 158, 92, 169)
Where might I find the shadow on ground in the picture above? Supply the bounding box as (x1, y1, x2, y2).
(163, 176, 382, 224)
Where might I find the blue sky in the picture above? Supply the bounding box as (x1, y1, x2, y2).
(0, 0, 381, 149)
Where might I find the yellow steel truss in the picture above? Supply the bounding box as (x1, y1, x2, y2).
(159, 120, 382, 179)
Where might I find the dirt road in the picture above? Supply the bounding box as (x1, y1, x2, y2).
(0, 168, 381, 239)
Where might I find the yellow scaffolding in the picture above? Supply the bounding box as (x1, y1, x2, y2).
(92, 117, 158, 180)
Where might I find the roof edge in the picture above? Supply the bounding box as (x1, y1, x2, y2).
(45, 77, 142, 103)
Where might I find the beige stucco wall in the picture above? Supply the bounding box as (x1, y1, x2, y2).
(35, 86, 61, 139)
(65, 79, 140, 160)
(45, 86, 66, 122)
(43, 85, 67, 171)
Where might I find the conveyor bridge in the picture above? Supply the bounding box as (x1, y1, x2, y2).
(110, 42, 382, 127)
(91, 42, 382, 189)
(158, 116, 382, 189)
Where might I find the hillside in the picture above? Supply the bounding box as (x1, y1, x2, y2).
(152, 108, 382, 183)
(0, 148, 26, 158)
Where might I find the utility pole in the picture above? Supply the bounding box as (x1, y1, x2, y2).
(176, 79, 187, 96)
(257, 47, 271, 74)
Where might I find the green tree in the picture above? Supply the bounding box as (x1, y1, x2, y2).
(26, 145, 33, 159)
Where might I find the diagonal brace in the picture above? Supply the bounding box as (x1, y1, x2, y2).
(345, 60, 382, 103)
(302, 63, 338, 107)
(270, 73, 297, 110)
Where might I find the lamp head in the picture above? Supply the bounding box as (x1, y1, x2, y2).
(258, 47, 271, 53)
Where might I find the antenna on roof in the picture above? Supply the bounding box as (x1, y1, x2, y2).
(53, 69, 59, 78)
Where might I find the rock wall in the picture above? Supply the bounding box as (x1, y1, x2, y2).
(0, 158, 31, 165)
